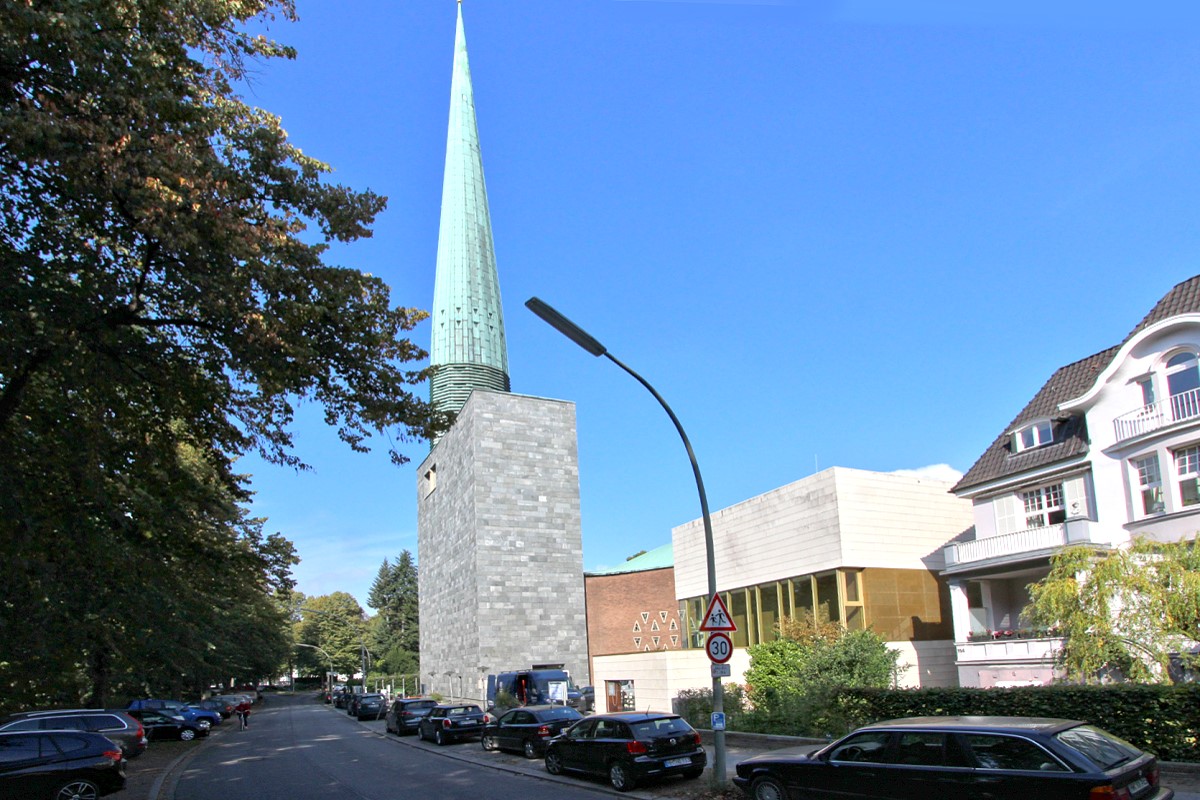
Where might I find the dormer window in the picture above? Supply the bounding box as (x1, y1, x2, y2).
(1013, 420, 1053, 452)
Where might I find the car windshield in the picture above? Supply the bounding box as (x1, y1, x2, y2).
(1055, 725, 1142, 769)
(630, 717, 692, 737)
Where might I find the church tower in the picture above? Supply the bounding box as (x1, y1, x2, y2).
(417, 3, 590, 701)
(429, 0, 510, 419)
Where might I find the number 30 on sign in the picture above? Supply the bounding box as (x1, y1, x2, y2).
(706, 632, 733, 664)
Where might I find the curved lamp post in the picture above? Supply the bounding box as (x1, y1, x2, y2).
(524, 296, 726, 785)
(295, 642, 336, 697)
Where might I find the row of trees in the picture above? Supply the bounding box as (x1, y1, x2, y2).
(0, 0, 437, 709)
(291, 551, 420, 685)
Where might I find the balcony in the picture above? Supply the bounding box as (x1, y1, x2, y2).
(955, 635, 1061, 664)
(1113, 388, 1200, 443)
(943, 524, 1067, 567)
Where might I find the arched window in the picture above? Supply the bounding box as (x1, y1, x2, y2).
(1166, 351, 1200, 421)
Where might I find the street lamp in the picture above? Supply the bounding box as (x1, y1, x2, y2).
(295, 643, 335, 698)
(525, 296, 727, 784)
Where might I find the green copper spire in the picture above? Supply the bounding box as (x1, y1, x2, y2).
(430, 2, 510, 418)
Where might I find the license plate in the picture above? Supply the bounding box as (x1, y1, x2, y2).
(1127, 778, 1149, 796)
(664, 757, 692, 768)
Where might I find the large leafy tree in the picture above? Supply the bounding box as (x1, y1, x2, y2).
(1025, 538, 1200, 684)
(0, 0, 437, 707)
(296, 593, 365, 678)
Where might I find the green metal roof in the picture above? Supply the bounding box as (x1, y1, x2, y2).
(587, 543, 674, 576)
(430, 3, 510, 417)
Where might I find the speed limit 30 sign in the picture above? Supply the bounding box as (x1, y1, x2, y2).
(705, 632, 733, 664)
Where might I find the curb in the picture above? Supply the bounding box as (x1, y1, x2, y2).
(147, 730, 216, 800)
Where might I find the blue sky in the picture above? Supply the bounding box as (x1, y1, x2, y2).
(238, 0, 1200, 611)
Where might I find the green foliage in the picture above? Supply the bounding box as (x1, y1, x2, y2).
(0, 0, 438, 709)
(492, 688, 518, 712)
(296, 593, 365, 677)
(1025, 538, 1200, 683)
(366, 551, 419, 674)
(744, 617, 901, 709)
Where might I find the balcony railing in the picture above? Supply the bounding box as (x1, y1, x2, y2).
(944, 524, 1067, 566)
(1114, 387, 1200, 442)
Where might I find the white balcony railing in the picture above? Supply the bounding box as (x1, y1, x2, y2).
(955, 636, 1061, 664)
(1113, 387, 1200, 442)
(944, 524, 1067, 566)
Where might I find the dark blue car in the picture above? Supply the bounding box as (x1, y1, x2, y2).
(126, 699, 221, 731)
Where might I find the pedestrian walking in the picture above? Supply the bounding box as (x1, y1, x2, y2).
(235, 699, 252, 730)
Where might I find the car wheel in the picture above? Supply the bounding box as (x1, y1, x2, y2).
(751, 776, 788, 800)
(523, 739, 537, 759)
(435, 729, 446, 746)
(54, 778, 101, 800)
(545, 751, 564, 775)
(197, 719, 212, 731)
(609, 761, 637, 792)
(481, 735, 497, 751)
(683, 767, 704, 780)
(180, 728, 196, 741)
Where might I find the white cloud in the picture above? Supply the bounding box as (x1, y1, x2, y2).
(890, 463, 963, 483)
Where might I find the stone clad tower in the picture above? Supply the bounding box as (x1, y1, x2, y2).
(417, 2, 589, 700)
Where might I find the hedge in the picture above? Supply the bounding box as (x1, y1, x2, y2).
(676, 683, 1200, 762)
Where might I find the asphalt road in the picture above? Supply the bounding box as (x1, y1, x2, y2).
(135, 692, 1200, 800)
(164, 693, 628, 800)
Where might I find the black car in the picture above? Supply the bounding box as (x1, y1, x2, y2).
(0, 709, 147, 760)
(0, 730, 126, 800)
(733, 716, 1175, 800)
(353, 694, 386, 721)
(418, 704, 486, 745)
(544, 711, 706, 792)
(333, 691, 353, 710)
(385, 698, 438, 736)
(124, 708, 207, 742)
(482, 704, 583, 759)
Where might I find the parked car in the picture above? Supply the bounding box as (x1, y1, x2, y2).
(0, 709, 147, 760)
(124, 708, 207, 742)
(732, 716, 1175, 800)
(127, 699, 220, 730)
(333, 691, 353, 710)
(418, 704, 486, 745)
(544, 710, 700, 791)
(196, 697, 233, 718)
(0, 730, 126, 800)
(544, 711, 706, 792)
(572, 686, 594, 713)
(385, 698, 438, 736)
(353, 694, 386, 721)
(481, 704, 583, 759)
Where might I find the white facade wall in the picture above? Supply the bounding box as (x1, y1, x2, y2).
(673, 467, 973, 599)
(592, 638, 956, 717)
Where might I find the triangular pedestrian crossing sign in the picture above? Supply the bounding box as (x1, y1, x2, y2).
(699, 593, 737, 632)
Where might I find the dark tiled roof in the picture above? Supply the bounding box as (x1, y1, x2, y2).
(953, 275, 1200, 494)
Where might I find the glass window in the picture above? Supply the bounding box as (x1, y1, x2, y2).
(792, 577, 814, 620)
(815, 573, 840, 624)
(1138, 376, 1157, 406)
(0, 735, 40, 763)
(1055, 725, 1140, 770)
(1168, 352, 1200, 421)
(1133, 455, 1164, 514)
(890, 732, 969, 767)
(965, 734, 1066, 772)
(728, 590, 749, 648)
(1176, 446, 1200, 507)
(843, 570, 865, 630)
(829, 732, 891, 763)
(1022, 484, 1065, 528)
(1014, 420, 1053, 451)
(758, 583, 781, 641)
